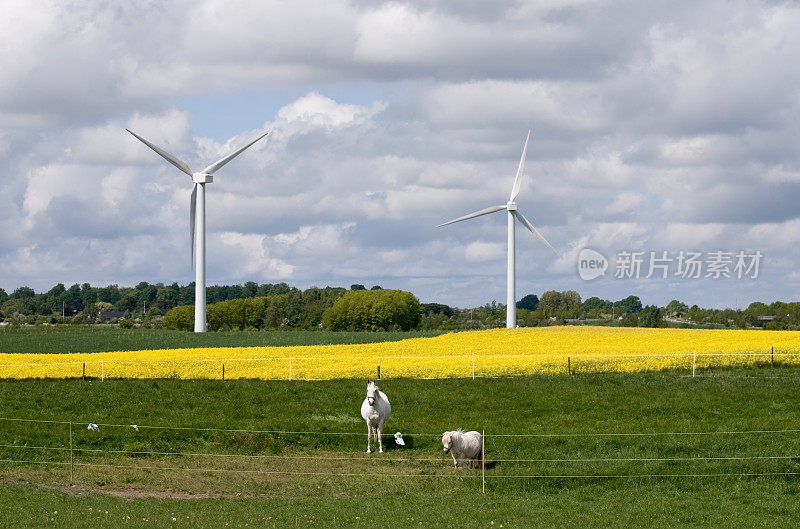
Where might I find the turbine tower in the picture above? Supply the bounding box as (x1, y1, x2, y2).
(127, 129, 269, 332)
(438, 131, 558, 328)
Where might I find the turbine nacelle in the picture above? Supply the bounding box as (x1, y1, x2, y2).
(506, 201, 517, 211)
(192, 173, 213, 184)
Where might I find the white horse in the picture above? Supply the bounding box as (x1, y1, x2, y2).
(442, 430, 483, 468)
(360, 380, 391, 453)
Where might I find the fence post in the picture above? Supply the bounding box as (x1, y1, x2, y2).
(222, 364, 225, 381)
(82, 363, 85, 380)
(481, 429, 485, 494)
(567, 356, 571, 375)
(377, 365, 381, 380)
(472, 352, 475, 380)
(69, 421, 73, 484)
(771, 346, 774, 367)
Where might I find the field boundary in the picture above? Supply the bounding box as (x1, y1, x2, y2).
(1, 349, 799, 380)
(3, 416, 800, 493)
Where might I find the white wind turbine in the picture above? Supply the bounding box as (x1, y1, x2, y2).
(127, 129, 269, 332)
(438, 131, 559, 328)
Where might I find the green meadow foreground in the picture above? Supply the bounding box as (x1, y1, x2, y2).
(2, 370, 800, 527)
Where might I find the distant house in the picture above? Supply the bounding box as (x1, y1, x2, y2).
(99, 311, 125, 320)
(757, 315, 776, 322)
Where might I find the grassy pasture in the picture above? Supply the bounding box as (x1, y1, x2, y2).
(2, 370, 800, 527)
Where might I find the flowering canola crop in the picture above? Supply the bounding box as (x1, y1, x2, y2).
(1, 326, 799, 380)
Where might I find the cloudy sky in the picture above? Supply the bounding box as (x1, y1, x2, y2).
(1, 0, 799, 309)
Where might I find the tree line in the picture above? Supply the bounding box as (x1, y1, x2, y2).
(2, 280, 798, 331)
(417, 291, 649, 330)
(163, 288, 421, 332)
(0, 281, 332, 325)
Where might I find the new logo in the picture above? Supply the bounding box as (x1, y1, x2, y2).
(578, 248, 608, 281)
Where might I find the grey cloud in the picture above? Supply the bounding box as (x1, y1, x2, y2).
(3, 1, 800, 309)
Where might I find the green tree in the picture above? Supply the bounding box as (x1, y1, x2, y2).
(80, 283, 97, 307)
(517, 308, 545, 327)
(539, 291, 562, 318)
(61, 283, 84, 312)
(560, 291, 582, 318)
(639, 305, 665, 327)
(178, 283, 195, 306)
(97, 284, 121, 304)
(263, 295, 287, 328)
(11, 286, 35, 299)
(516, 294, 539, 311)
(615, 295, 643, 314)
(257, 282, 293, 297)
(116, 292, 140, 313)
(155, 284, 179, 311)
(583, 296, 612, 314)
(422, 303, 454, 317)
(243, 281, 259, 298)
(163, 305, 194, 331)
(665, 300, 689, 316)
(323, 289, 421, 331)
(350, 284, 366, 291)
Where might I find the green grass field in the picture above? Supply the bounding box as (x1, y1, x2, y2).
(0, 327, 445, 354)
(2, 369, 800, 527)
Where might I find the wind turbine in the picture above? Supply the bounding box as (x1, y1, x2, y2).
(127, 128, 269, 332)
(438, 131, 559, 328)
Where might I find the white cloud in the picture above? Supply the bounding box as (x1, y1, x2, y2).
(276, 93, 383, 129)
(274, 223, 356, 256)
(604, 192, 643, 215)
(2, 0, 800, 310)
(654, 223, 726, 248)
(465, 241, 504, 262)
(217, 232, 294, 279)
(422, 80, 607, 132)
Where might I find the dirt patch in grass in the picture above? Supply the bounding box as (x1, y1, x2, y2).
(2, 478, 300, 500)
(0, 450, 466, 500)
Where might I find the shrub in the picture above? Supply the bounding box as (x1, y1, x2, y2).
(163, 305, 194, 331)
(322, 289, 422, 331)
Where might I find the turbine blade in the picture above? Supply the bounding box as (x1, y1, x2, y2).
(509, 130, 531, 202)
(126, 128, 193, 177)
(201, 132, 269, 175)
(190, 183, 197, 268)
(513, 210, 559, 257)
(437, 205, 506, 227)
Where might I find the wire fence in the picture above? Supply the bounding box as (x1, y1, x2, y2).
(2, 416, 800, 493)
(1, 348, 799, 380)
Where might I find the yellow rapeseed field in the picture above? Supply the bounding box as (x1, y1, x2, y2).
(1, 326, 799, 380)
